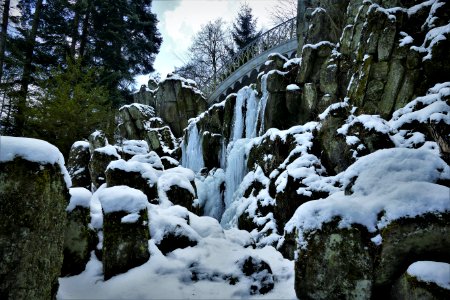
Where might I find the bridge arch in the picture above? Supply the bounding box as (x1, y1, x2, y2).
(201, 17, 298, 105)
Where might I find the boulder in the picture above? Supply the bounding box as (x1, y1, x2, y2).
(88, 130, 108, 154)
(238, 256, 275, 295)
(391, 261, 450, 300)
(133, 84, 156, 107)
(98, 186, 150, 280)
(62, 188, 95, 276)
(106, 159, 159, 203)
(155, 74, 207, 137)
(155, 224, 198, 255)
(119, 140, 149, 161)
(295, 220, 374, 300)
(67, 141, 91, 189)
(118, 103, 156, 142)
(158, 167, 200, 213)
(0, 136, 69, 299)
(89, 145, 121, 189)
(160, 156, 179, 169)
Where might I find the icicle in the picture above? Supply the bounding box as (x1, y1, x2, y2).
(231, 90, 246, 142)
(195, 168, 226, 220)
(257, 74, 269, 136)
(223, 138, 248, 210)
(181, 123, 204, 173)
(245, 89, 258, 139)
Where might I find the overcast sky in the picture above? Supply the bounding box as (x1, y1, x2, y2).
(135, 0, 286, 87)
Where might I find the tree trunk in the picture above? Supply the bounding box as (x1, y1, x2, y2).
(0, 0, 11, 83)
(70, 5, 80, 60)
(79, 0, 92, 59)
(15, 0, 43, 136)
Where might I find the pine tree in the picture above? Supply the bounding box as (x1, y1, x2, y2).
(232, 3, 260, 50)
(25, 59, 112, 158)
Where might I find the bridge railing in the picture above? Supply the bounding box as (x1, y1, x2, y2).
(200, 17, 297, 98)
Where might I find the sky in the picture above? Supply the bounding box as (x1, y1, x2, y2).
(135, 0, 290, 87)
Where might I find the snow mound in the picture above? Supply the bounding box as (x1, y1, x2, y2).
(130, 151, 164, 170)
(407, 261, 450, 290)
(286, 148, 450, 249)
(95, 145, 120, 159)
(67, 187, 92, 212)
(0, 136, 71, 188)
(122, 140, 149, 156)
(97, 186, 148, 214)
(107, 159, 160, 186)
(72, 141, 90, 149)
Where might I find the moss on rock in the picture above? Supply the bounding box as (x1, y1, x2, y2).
(0, 158, 69, 299)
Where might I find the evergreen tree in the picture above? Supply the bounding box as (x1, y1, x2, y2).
(232, 3, 260, 50)
(2, 0, 162, 135)
(25, 59, 112, 158)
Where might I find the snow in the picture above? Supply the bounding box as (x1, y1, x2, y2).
(399, 31, 414, 47)
(72, 141, 89, 149)
(283, 58, 301, 69)
(287, 84, 300, 91)
(67, 187, 92, 212)
(158, 167, 196, 206)
(0, 136, 72, 188)
(121, 213, 141, 223)
(107, 159, 160, 186)
(390, 82, 450, 129)
(97, 185, 148, 214)
(407, 261, 450, 290)
(318, 100, 349, 120)
(119, 103, 155, 117)
(130, 151, 164, 170)
(59, 203, 296, 299)
(95, 145, 121, 159)
(121, 140, 149, 156)
(338, 114, 391, 136)
(286, 148, 450, 250)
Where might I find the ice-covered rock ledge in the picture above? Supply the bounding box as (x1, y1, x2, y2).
(286, 147, 450, 299)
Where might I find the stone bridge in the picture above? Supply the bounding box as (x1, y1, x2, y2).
(201, 17, 298, 105)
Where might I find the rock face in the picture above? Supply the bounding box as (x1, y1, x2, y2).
(118, 103, 179, 158)
(154, 74, 207, 137)
(106, 159, 159, 203)
(98, 186, 150, 280)
(88, 145, 121, 189)
(0, 137, 69, 299)
(391, 261, 450, 300)
(62, 188, 95, 276)
(67, 141, 91, 189)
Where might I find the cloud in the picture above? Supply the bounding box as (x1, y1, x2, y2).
(138, 0, 284, 86)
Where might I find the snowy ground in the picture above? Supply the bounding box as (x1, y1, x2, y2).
(58, 204, 296, 299)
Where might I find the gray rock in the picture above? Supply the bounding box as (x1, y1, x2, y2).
(88, 130, 108, 154)
(62, 203, 95, 277)
(295, 220, 373, 300)
(0, 155, 68, 299)
(88, 146, 121, 189)
(155, 75, 207, 137)
(67, 141, 91, 189)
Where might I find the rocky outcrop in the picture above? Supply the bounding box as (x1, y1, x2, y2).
(98, 186, 150, 280)
(62, 188, 95, 276)
(118, 103, 179, 158)
(106, 159, 159, 203)
(0, 137, 69, 299)
(391, 261, 450, 299)
(67, 141, 91, 189)
(88, 130, 108, 154)
(154, 74, 208, 137)
(89, 145, 121, 189)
